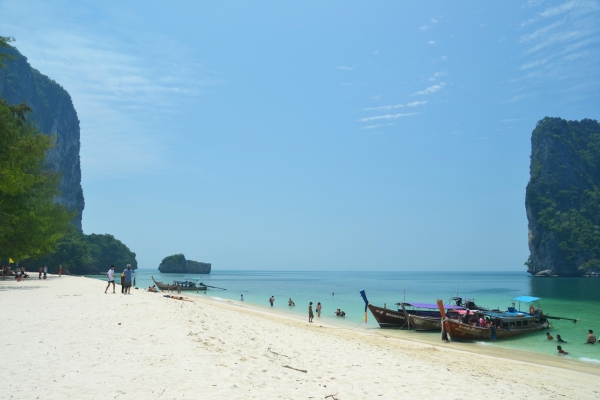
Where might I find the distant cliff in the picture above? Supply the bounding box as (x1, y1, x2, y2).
(525, 117, 600, 276)
(159, 254, 211, 274)
(0, 46, 84, 229)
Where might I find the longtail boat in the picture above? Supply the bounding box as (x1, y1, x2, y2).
(436, 296, 577, 341)
(152, 276, 208, 291)
(360, 291, 464, 329)
(402, 302, 465, 331)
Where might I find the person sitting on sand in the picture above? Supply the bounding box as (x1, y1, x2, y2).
(546, 332, 553, 340)
(556, 334, 566, 343)
(557, 345, 568, 356)
(148, 286, 155, 292)
(288, 298, 295, 306)
(586, 330, 596, 344)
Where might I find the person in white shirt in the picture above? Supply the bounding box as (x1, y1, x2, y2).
(105, 265, 116, 294)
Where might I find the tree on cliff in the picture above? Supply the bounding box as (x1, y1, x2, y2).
(526, 117, 600, 275)
(27, 232, 137, 274)
(0, 36, 15, 69)
(0, 96, 73, 262)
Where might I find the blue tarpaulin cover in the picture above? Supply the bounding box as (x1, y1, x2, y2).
(513, 296, 540, 303)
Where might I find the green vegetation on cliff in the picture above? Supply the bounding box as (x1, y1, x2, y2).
(159, 254, 211, 274)
(27, 233, 137, 275)
(526, 117, 600, 275)
(0, 78, 73, 261)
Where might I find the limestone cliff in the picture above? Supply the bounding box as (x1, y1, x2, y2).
(0, 46, 84, 229)
(525, 117, 600, 276)
(159, 254, 211, 274)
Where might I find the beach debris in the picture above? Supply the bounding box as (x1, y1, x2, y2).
(325, 393, 339, 400)
(267, 347, 289, 358)
(282, 365, 307, 373)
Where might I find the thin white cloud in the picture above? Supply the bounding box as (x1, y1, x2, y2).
(514, 0, 600, 98)
(0, 1, 213, 179)
(413, 82, 446, 95)
(363, 100, 427, 111)
(440, 55, 448, 61)
(363, 104, 404, 111)
(502, 93, 534, 103)
(420, 25, 429, 31)
(406, 100, 428, 107)
(360, 122, 396, 130)
(428, 41, 436, 45)
(431, 18, 439, 23)
(337, 66, 353, 70)
(428, 71, 447, 81)
(357, 113, 418, 122)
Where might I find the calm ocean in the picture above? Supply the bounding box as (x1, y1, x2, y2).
(90, 269, 600, 365)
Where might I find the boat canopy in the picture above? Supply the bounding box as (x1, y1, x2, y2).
(482, 311, 535, 319)
(513, 296, 540, 303)
(398, 302, 464, 310)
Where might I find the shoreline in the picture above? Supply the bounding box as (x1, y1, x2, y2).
(198, 288, 600, 377)
(2, 275, 599, 399)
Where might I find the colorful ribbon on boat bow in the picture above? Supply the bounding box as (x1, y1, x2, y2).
(360, 290, 369, 323)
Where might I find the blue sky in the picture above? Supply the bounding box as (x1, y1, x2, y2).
(1, 1, 599, 271)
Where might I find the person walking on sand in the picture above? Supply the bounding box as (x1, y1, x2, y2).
(38, 266, 42, 279)
(58, 265, 62, 277)
(316, 302, 322, 318)
(308, 302, 314, 323)
(269, 296, 275, 307)
(123, 264, 133, 294)
(120, 269, 126, 293)
(105, 265, 116, 294)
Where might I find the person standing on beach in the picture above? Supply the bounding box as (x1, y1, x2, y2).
(38, 266, 42, 279)
(120, 269, 126, 293)
(316, 302, 322, 318)
(43, 265, 47, 279)
(308, 302, 314, 323)
(123, 264, 133, 294)
(269, 296, 275, 307)
(241, 294, 244, 301)
(58, 265, 62, 277)
(105, 265, 116, 294)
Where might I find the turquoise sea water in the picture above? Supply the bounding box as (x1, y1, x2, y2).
(90, 269, 600, 365)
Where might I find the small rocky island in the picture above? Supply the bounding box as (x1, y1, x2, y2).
(525, 117, 600, 277)
(158, 254, 211, 274)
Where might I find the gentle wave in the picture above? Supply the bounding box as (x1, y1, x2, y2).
(475, 341, 492, 346)
(579, 357, 600, 364)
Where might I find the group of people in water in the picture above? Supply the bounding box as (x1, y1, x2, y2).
(544, 329, 600, 356)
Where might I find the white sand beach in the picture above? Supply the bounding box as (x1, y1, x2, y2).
(1, 275, 599, 399)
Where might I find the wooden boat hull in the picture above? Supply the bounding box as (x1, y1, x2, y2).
(151, 276, 207, 291)
(367, 304, 410, 328)
(407, 314, 442, 331)
(444, 318, 548, 341)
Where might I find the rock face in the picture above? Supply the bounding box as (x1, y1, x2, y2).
(525, 117, 600, 276)
(158, 254, 211, 274)
(0, 46, 84, 229)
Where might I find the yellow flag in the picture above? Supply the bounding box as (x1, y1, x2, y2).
(8, 258, 14, 263)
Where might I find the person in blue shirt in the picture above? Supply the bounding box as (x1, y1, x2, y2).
(123, 264, 133, 294)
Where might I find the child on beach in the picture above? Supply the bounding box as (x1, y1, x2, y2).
(546, 332, 553, 340)
(316, 302, 322, 317)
